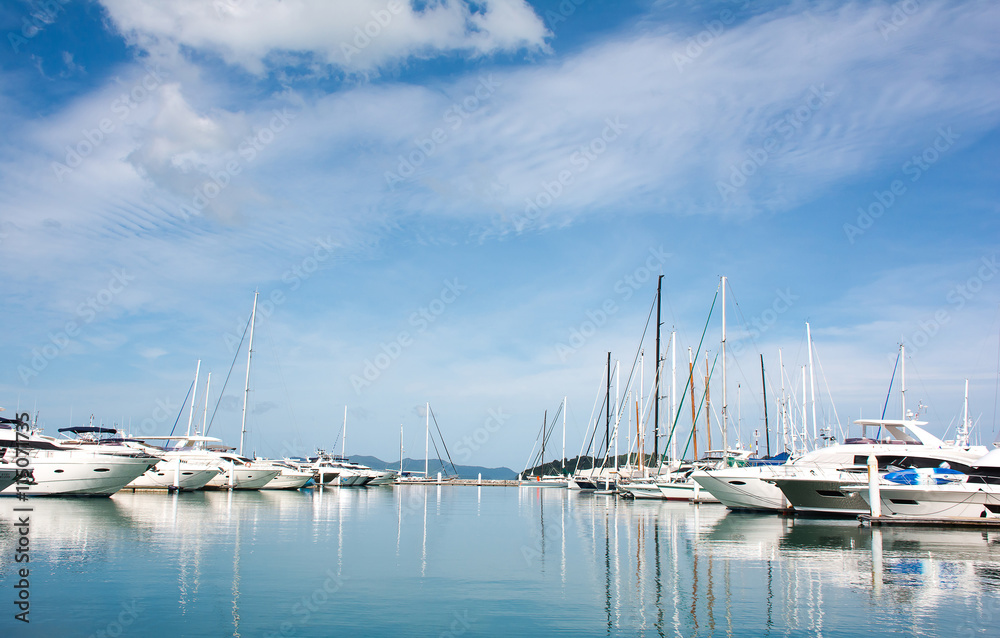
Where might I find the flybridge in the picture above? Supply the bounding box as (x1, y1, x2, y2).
(847, 419, 945, 448)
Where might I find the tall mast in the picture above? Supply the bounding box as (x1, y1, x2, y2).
(424, 401, 430, 478)
(900, 343, 907, 419)
(960, 379, 970, 447)
(201, 372, 212, 436)
(801, 365, 808, 451)
(806, 322, 817, 444)
(640, 349, 644, 464)
(704, 353, 712, 451)
(670, 331, 676, 464)
(689, 347, 697, 460)
(400, 424, 404, 474)
(239, 292, 257, 457)
(342, 405, 348, 458)
(760, 355, 770, 458)
(614, 359, 620, 472)
(606, 352, 611, 461)
(186, 359, 201, 437)
(562, 396, 567, 473)
(541, 410, 547, 467)
(654, 274, 662, 461)
(779, 349, 789, 455)
(721, 275, 728, 452)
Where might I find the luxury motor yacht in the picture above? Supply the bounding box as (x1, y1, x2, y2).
(0, 419, 160, 496)
(133, 436, 280, 490)
(766, 419, 988, 516)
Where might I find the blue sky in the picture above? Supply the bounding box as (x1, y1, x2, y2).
(1, 0, 998, 468)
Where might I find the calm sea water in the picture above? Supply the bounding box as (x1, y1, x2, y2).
(2, 486, 999, 637)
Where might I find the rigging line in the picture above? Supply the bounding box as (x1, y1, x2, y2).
(679, 351, 719, 460)
(878, 347, 901, 439)
(810, 342, 844, 439)
(205, 313, 252, 436)
(994, 308, 1000, 439)
(429, 405, 459, 476)
(656, 286, 719, 472)
(166, 379, 195, 438)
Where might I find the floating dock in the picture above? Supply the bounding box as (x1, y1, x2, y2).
(859, 514, 1000, 529)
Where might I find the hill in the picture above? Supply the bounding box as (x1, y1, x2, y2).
(349, 455, 517, 480)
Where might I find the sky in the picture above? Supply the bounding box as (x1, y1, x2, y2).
(1, 0, 998, 470)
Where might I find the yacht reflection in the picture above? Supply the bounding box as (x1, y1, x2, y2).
(545, 495, 1000, 636)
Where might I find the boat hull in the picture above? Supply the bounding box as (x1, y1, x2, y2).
(859, 483, 1000, 518)
(770, 476, 869, 516)
(692, 468, 789, 511)
(205, 466, 281, 490)
(126, 464, 220, 491)
(1, 451, 158, 497)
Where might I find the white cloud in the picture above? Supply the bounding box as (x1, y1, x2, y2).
(97, 0, 550, 74)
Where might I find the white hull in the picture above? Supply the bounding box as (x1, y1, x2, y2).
(656, 479, 720, 503)
(1, 451, 158, 496)
(519, 476, 568, 488)
(692, 467, 789, 511)
(126, 463, 220, 491)
(620, 483, 666, 499)
(262, 468, 313, 490)
(859, 482, 1000, 518)
(205, 465, 280, 490)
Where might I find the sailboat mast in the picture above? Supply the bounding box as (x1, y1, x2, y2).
(186, 359, 201, 437)
(342, 405, 348, 458)
(960, 379, 970, 446)
(424, 401, 430, 478)
(606, 352, 611, 461)
(562, 396, 567, 474)
(721, 275, 727, 452)
(806, 322, 818, 444)
(900, 343, 907, 419)
(689, 347, 697, 460)
(704, 353, 712, 451)
(541, 410, 547, 469)
(760, 355, 770, 458)
(239, 292, 258, 457)
(400, 424, 404, 474)
(654, 274, 662, 462)
(201, 372, 212, 436)
(801, 365, 807, 450)
(670, 331, 676, 464)
(614, 359, 620, 472)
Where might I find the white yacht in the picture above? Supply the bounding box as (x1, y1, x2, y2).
(0, 420, 161, 497)
(261, 460, 314, 490)
(306, 451, 372, 486)
(854, 447, 1000, 518)
(133, 436, 279, 490)
(519, 473, 569, 488)
(766, 419, 988, 516)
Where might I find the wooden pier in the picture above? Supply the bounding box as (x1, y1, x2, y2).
(859, 514, 1000, 529)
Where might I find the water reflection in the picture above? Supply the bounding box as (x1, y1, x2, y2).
(1, 488, 998, 637)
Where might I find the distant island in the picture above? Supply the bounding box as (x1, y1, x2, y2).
(349, 455, 517, 480)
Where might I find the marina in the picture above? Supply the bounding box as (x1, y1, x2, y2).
(2, 485, 998, 637)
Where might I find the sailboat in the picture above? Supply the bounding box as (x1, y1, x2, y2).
(519, 400, 570, 488)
